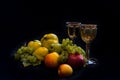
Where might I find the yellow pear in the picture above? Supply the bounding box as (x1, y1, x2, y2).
(40, 33, 59, 48)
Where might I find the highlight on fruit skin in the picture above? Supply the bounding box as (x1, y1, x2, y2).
(58, 64, 73, 78)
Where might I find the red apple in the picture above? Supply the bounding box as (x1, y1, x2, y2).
(67, 53, 85, 68)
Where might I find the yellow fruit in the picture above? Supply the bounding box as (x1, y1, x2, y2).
(45, 52, 59, 68)
(41, 33, 59, 41)
(27, 40, 41, 50)
(33, 47, 48, 61)
(58, 64, 73, 77)
(41, 39, 58, 48)
(40, 33, 59, 48)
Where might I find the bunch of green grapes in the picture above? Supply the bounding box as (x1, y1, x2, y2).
(61, 38, 86, 55)
(58, 51, 69, 64)
(65, 44, 86, 56)
(58, 38, 86, 64)
(15, 46, 41, 67)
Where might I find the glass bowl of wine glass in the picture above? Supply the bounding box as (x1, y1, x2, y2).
(66, 22, 81, 43)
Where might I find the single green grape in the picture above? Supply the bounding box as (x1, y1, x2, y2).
(17, 48, 22, 54)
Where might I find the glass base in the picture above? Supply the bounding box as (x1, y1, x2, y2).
(86, 58, 97, 65)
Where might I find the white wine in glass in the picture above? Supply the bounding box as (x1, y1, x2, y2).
(66, 22, 81, 43)
(80, 24, 97, 65)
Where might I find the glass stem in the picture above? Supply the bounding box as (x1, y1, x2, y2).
(86, 43, 90, 60)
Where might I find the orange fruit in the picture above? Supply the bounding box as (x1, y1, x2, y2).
(44, 52, 59, 68)
(33, 47, 48, 61)
(58, 64, 73, 77)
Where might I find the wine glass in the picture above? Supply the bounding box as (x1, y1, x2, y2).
(66, 22, 81, 43)
(80, 24, 97, 65)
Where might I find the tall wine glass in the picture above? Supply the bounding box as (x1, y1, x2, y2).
(80, 24, 97, 65)
(66, 22, 81, 43)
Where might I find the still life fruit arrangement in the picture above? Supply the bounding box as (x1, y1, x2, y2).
(14, 33, 87, 78)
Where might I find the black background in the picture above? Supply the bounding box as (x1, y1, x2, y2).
(0, 0, 120, 80)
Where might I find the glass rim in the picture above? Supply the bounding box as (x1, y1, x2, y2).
(66, 22, 81, 24)
(81, 24, 97, 27)
(66, 22, 81, 27)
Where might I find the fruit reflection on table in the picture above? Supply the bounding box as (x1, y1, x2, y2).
(14, 33, 87, 78)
